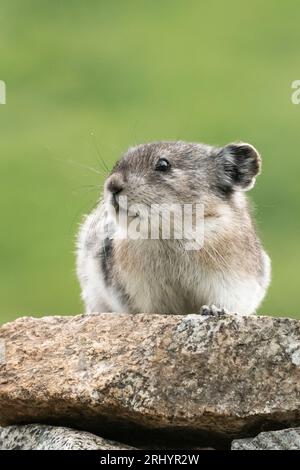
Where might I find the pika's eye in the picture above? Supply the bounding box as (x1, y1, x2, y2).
(155, 158, 171, 172)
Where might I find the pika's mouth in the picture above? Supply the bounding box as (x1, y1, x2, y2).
(111, 192, 119, 211)
(111, 194, 139, 219)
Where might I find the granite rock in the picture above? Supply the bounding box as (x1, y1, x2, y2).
(0, 313, 300, 442)
(231, 427, 300, 450)
(0, 424, 135, 450)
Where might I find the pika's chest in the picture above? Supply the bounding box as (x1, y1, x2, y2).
(113, 240, 204, 314)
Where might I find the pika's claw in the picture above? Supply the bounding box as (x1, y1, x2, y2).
(199, 304, 229, 317)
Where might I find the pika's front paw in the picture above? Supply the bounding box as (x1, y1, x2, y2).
(199, 304, 229, 317)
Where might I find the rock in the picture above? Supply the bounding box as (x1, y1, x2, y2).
(0, 424, 135, 450)
(231, 427, 300, 450)
(0, 313, 300, 445)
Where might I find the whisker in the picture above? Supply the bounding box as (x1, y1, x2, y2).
(90, 132, 110, 174)
(64, 158, 106, 176)
(72, 184, 102, 195)
(44, 147, 107, 177)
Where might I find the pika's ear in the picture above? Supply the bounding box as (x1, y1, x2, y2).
(217, 142, 261, 192)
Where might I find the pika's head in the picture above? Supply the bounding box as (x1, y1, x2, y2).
(104, 141, 261, 215)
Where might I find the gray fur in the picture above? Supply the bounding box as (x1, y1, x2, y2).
(77, 140, 271, 316)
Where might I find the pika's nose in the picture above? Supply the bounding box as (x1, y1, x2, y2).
(106, 174, 124, 195)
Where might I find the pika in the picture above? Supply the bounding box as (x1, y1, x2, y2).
(77, 141, 271, 316)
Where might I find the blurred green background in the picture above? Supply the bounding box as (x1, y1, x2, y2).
(0, 0, 299, 323)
